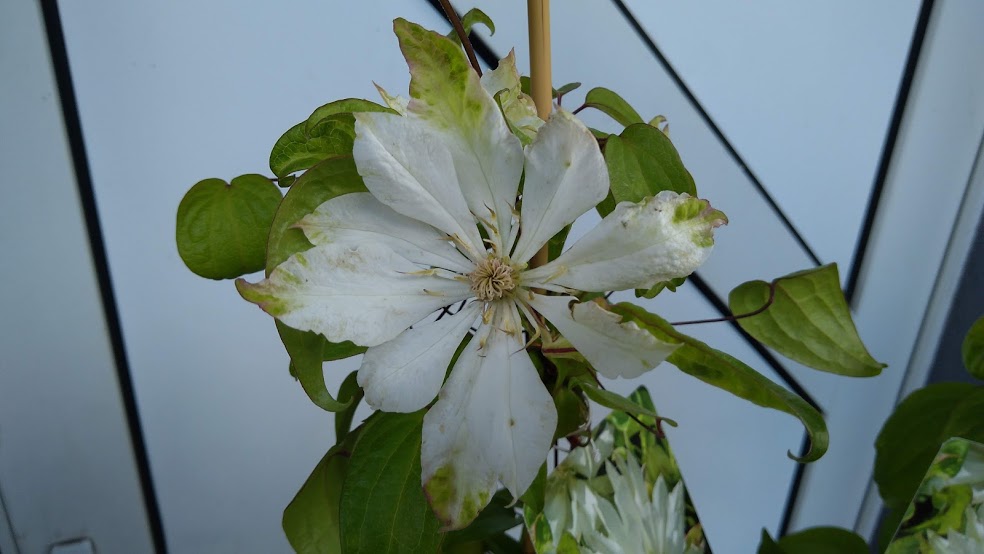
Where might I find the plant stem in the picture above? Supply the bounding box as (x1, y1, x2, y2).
(528, 0, 552, 269)
(670, 279, 779, 326)
(438, 0, 482, 76)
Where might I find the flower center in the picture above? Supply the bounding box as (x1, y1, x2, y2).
(468, 257, 517, 302)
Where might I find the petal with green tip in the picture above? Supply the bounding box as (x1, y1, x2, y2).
(394, 18, 523, 252)
(236, 241, 471, 347)
(524, 192, 726, 292)
(422, 304, 556, 529)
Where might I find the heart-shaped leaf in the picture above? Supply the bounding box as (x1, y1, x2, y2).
(176, 174, 282, 280)
(729, 264, 885, 377)
(604, 123, 697, 207)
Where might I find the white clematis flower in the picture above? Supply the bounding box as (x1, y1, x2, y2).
(581, 455, 701, 554)
(237, 18, 725, 529)
(927, 504, 984, 554)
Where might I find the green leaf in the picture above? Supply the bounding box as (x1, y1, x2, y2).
(604, 124, 697, 208)
(770, 527, 868, 553)
(444, 491, 521, 546)
(963, 315, 984, 379)
(595, 189, 617, 218)
(757, 529, 784, 554)
(283, 324, 364, 412)
(340, 411, 444, 554)
(635, 276, 687, 300)
(334, 371, 364, 441)
(266, 155, 367, 272)
(557, 533, 580, 553)
(874, 383, 984, 510)
(269, 99, 393, 179)
(582, 87, 644, 127)
(554, 82, 581, 98)
(612, 303, 829, 462)
(729, 264, 886, 377)
(552, 386, 589, 441)
(283, 428, 362, 554)
(577, 379, 673, 425)
(446, 8, 495, 44)
(266, 156, 369, 411)
(519, 77, 580, 99)
(520, 463, 547, 517)
(176, 174, 282, 280)
(547, 224, 571, 261)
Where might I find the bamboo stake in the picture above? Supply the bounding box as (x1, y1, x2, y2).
(528, 0, 552, 269)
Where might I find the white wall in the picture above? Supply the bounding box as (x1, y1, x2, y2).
(35, 0, 984, 552)
(0, 0, 152, 552)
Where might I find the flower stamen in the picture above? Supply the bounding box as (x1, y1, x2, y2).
(469, 257, 517, 301)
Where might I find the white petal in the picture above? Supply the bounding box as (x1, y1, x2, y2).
(529, 294, 678, 379)
(480, 50, 543, 145)
(524, 191, 726, 292)
(422, 303, 557, 529)
(353, 112, 485, 258)
(296, 192, 472, 273)
(511, 110, 608, 263)
(358, 301, 480, 413)
(236, 242, 472, 347)
(410, 98, 523, 255)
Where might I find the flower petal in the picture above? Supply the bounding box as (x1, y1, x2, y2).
(480, 50, 543, 145)
(374, 82, 408, 115)
(358, 301, 481, 413)
(353, 112, 485, 259)
(511, 110, 609, 263)
(529, 294, 678, 379)
(236, 242, 472, 347)
(524, 191, 727, 292)
(422, 303, 557, 529)
(395, 18, 524, 252)
(296, 192, 472, 273)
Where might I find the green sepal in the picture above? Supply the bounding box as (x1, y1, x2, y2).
(269, 99, 394, 179)
(283, 423, 365, 554)
(758, 527, 868, 554)
(446, 8, 495, 44)
(730, 264, 886, 378)
(582, 87, 644, 126)
(612, 303, 829, 462)
(604, 123, 697, 208)
(265, 156, 369, 411)
(874, 384, 984, 511)
(339, 411, 444, 554)
(176, 174, 282, 280)
(963, 315, 984, 379)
